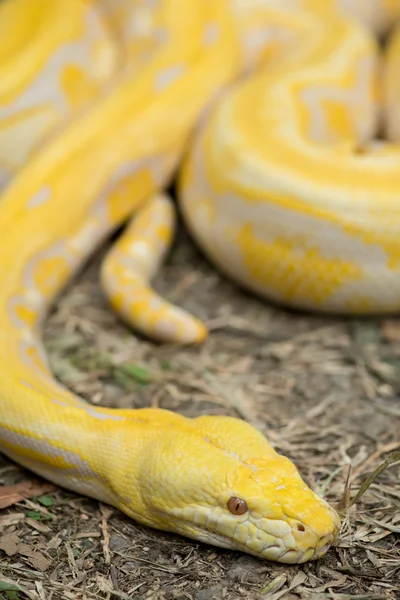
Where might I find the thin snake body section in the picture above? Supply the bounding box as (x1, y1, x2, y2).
(1, 0, 399, 563)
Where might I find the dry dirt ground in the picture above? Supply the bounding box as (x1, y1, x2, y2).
(0, 224, 399, 600)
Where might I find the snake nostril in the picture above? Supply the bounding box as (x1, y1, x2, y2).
(297, 523, 305, 532)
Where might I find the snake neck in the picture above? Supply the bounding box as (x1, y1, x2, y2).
(0, 351, 190, 518)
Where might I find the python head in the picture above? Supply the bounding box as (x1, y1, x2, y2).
(127, 413, 340, 564)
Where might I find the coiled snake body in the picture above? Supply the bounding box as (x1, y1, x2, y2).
(0, 0, 399, 563)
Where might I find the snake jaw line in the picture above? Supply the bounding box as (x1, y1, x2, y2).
(152, 499, 338, 564)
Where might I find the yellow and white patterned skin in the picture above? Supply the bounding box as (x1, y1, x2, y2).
(0, 0, 399, 564)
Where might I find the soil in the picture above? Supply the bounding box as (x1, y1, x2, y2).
(0, 226, 399, 600)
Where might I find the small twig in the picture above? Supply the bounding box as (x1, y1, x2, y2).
(110, 564, 119, 592)
(100, 503, 113, 565)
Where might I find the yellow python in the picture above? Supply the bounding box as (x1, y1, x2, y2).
(0, 0, 399, 565)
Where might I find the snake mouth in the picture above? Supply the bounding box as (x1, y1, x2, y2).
(265, 530, 337, 565)
(161, 511, 337, 564)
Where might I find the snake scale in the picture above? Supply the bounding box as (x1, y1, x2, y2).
(0, 0, 399, 564)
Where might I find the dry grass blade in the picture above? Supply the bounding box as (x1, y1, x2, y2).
(348, 450, 400, 508)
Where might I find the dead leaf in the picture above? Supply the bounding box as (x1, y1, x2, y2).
(0, 479, 56, 509)
(0, 532, 20, 556)
(27, 552, 52, 572)
(260, 574, 287, 595)
(288, 572, 308, 591)
(25, 517, 52, 533)
(0, 533, 52, 571)
(314, 575, 348, 593)
(264, 572, 307, 600)
(18, 544, 52, 572)
(0, 512, 24, 528)
(47, 534, 62, 550)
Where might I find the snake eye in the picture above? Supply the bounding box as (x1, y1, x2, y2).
(227, 496, 248, 515)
